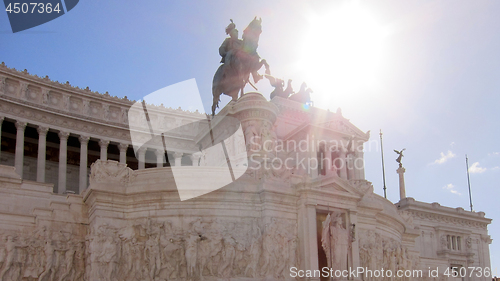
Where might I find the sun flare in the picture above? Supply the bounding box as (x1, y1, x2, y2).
(298, 2, 390, 110)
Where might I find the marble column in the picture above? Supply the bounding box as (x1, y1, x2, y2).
(14, 121, 27, 178)
(155, 149, 165, 167)
(354, 142, 365, 180)
(347, 154, 355, 180)
(339, 148, 348, 179)
(58, 131, 70, 194)
(36, 126, 49, 182)
(297, 201, 319, 281)
(173, 152, 183, 166)
(79, 135, 90, 194)
(397, 166, 406, 200)
(138, 147, 146, 170)
(325, 145, 334, 176)
(190, 152, 202, 166)
(0, 116, 4, 161)
(99, 139, 109, 161)
(118, 143, 128, 164)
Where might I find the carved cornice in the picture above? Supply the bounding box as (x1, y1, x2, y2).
(408, 209, 488, 230)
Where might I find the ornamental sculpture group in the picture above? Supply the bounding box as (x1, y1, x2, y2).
(212, 18, 313, 116)
(0, 217, 298, 281)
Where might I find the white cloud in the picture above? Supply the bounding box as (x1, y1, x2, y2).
(488, 152, 499, 156)
(433, 150, 456, 164)
(443, 183, 461, 195)
(468, 162, 486, 174)
(450, 142, 455, 147)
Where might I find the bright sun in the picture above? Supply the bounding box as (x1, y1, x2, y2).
(298, 2, 390, 110)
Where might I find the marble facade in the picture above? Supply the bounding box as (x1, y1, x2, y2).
(0, 64, 492, 281)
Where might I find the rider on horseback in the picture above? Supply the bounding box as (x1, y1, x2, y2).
(212, 18, 270, 116)
(219, 20, 242, 70)
(218, 19, 264, 83)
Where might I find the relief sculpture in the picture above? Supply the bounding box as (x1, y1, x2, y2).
(0, 217, 300, 280)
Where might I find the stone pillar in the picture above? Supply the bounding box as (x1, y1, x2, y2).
(36, 126, 49, 182)
(99, 139, 109, 160)
(0, 116, 4, 161)
(397, 166, 406, 200)
(173, 152, 183, 166)
(118, 143, 128, 164)
(339, 148, 348, 179)
(138, 147, 146, 170)
(297, 202, 320, 280)
(190, 152, 202, 166)
(354, 142, 365, 180)
(14, 121, 27, 177)
(79, 135, 90, 194)
(325, 145, 334, 176)
(155, 149, 165, 168)
(58, 131, 70, 194)
(347, 154, 355, 180)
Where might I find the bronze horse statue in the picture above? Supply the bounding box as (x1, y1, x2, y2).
(211, 18, 270, 116)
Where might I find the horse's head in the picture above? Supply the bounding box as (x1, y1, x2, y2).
(242, 17, 262, 53)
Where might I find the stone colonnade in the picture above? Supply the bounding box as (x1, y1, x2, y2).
(0, 117, 195, 194)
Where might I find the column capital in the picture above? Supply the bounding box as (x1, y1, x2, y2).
(58, 131, 70, 140)
(190, 152, 202, 161)
(155, 149, 165, 157)
(79, 135, 90, 144)
(118, 143, 129, 152)
(15, 121, 27, 131)
(138, 147, 147, 154)
(99, 139, 110, 148)
(37, 126, 49, 135)
(173, 151, 184, 159)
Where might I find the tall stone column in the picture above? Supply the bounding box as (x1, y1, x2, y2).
(339, 148, 348, 179)
(190, 152, 202, 166)
(397, 166, 406, 200)
(325, 146, 334, 176)
(58, 131, 70, 194)
(0, 116, 4, 161)
(138, 147, 146, 170)
(79, 135, 90, 194)
(297, 201, 320, 281)
(155, 149, 165, 167)
(354, 142, 365, 180)
(99, 139, 109, 160)
(36, 126, 49, 182)
(118, 143, 128, 164)
(14, 121, 27, 177)
(173, 152, 183, 166)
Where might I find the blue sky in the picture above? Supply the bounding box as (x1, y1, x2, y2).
(1, 0, 500, 271)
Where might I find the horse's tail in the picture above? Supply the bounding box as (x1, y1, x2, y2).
(212, 65, 224, 116)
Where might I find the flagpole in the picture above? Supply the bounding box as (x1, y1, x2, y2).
(380, 129, 387, 199)
(465, 155, 473, 212)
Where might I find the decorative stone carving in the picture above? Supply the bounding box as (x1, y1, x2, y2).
(89, 160, 133, 184)
(321, 212, 349, 272)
